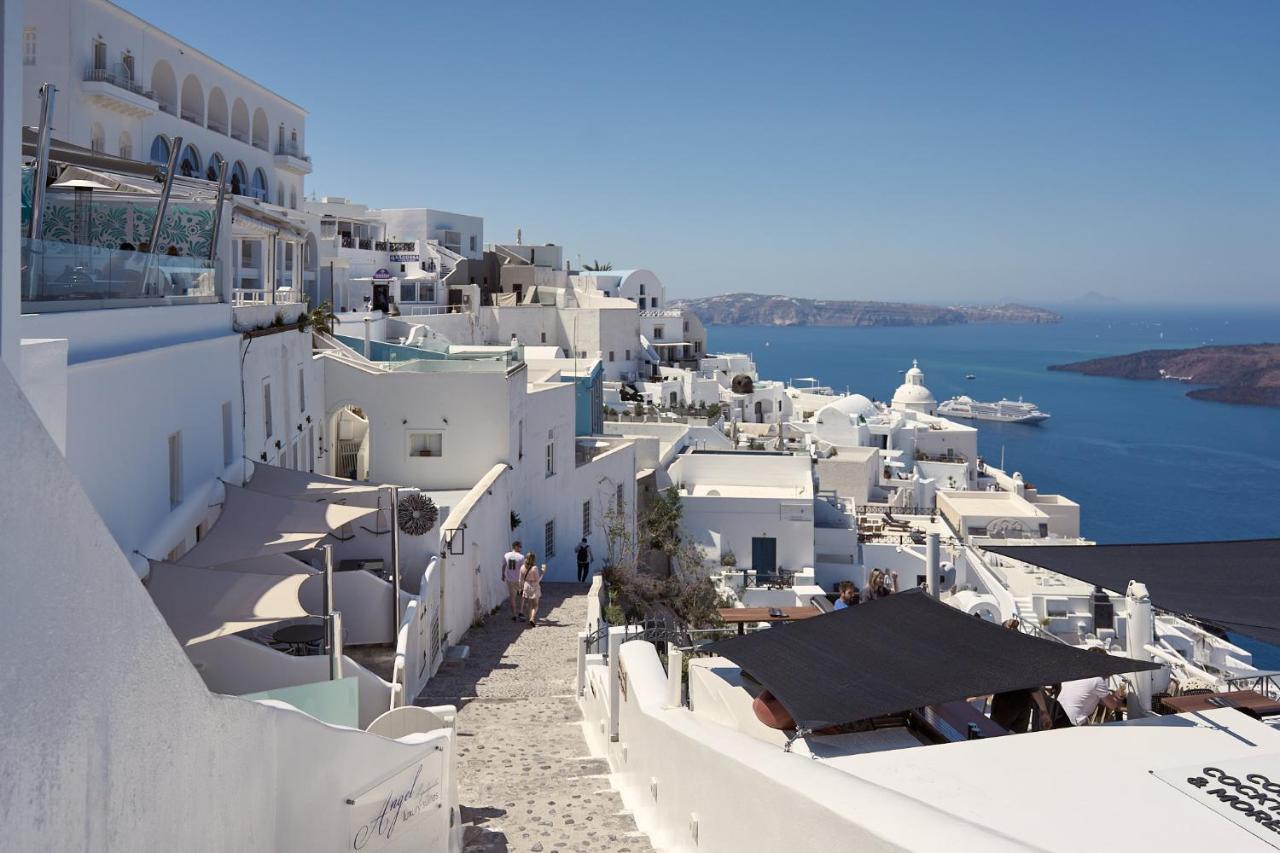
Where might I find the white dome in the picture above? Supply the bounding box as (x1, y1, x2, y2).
(892, 383, 936, 405)
(892, 359, 935, 412)
(827, 393, 877, 420)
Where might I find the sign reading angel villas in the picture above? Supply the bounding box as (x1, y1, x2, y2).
(347, 746, 447, 851)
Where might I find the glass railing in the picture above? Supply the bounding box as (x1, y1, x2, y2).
(22, 238, 219, 307)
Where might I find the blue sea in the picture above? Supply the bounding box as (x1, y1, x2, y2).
(709, 306, 1280, 665)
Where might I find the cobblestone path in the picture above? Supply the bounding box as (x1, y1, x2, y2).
(418, 583, 656, 853)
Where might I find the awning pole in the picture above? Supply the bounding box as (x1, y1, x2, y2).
(329, 610, 344, 681)
(27, 83, 58, 300)
(390, 486, 402, 636)
(207, 158, 229, 262)
(148, 135, 181, 253)
(926, 532, 940, 598)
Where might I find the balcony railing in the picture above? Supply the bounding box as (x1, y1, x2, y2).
(915, 450, 967, 464)
(84, 66, 152, 99)
(230, 130, 249, 143)
(233, 288, 305, 307)
(375, 241, 417, 252)
(158, 102, 177, 116)
(22, 238, 218, 309)
(180, 107, 203, 124)
(358, 238, 373, 250)
(274, 140, 311, 162)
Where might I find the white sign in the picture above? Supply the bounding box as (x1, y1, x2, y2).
(1151, 754, 1280, 848)
(347, 747, 445, 851)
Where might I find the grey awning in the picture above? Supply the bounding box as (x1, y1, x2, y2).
(242, 462, 384, 502)
(176, 484, 378, 568)
(703, 590, 1160, 731)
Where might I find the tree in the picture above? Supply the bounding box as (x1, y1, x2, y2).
(583, 260, 613, 271)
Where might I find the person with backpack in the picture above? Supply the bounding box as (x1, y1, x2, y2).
(574, 537, 593, 583)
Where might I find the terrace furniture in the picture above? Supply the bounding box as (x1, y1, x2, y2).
(271, 622, 326, 656)
(717, 607, 821, 636)
(1159, 688, 1280, 718)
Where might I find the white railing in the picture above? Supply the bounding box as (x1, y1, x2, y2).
(398, 304, 455, 317)
(233, 288, 305, 306)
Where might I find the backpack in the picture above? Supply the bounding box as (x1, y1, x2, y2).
(576, 543, 589, 562)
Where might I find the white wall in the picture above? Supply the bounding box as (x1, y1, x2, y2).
(0, 362, 457, 853)
(241, 325, 322, 473)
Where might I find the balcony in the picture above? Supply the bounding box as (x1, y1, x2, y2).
(233, 288, 306, 307)
(22, 238, 219, 312)
(207, 118, 228, 134)
(180, 107, 203, 125)
(375, 241, 417, 253)
(273, 140, 313, 175)
(81, 66, 156, 118)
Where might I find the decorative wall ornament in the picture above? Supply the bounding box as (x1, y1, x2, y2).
(397, 492, 438, 536)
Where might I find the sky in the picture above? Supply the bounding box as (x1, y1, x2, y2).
(120, 0, 1280, 305)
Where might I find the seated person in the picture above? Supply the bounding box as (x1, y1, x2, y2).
(833, 580, 859, 610)
(1056, 649, 1127, 725)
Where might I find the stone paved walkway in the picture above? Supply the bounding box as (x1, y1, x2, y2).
(418, 583, 656, 853)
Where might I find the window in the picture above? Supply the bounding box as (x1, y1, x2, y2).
(409, 432, 443, 458)
(582, 501, 591, 539)
(121, 53, 134, 81)
(545, 438, 556, 477)
(289, 187, 297, 210)
(544, 520, 556, 558)
(149, 135, 171, 165)
(639, 284, 646, 295)
(263, 381, 274, 438)
(92, 40, 106, 72)
(168, 431, 183, 508)
(469, 235, 477, 252)
(118, 131, 132, 160)
(23, 28, 36, 66)
(540, 332, 546, 343)
(639, 297, 646, 309)
(517, 419, 524, 460)
(221, 401, 234, 467)
(653, 325, 664, 340)
(399, 264, 406, 273)
(616, 484, 624, 511)
(89, 124, 104, 153)
(608, 351, 614, 362)
(297, 367, 306, 412)
(625, 349, 631, 361)
(251, 167, 269, 202)
(400, 282, 416, 304)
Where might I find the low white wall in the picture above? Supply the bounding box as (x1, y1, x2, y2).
(581, 642, 1030, 853)
(436, 464, 511, 647)
(394, 558, 443, 705)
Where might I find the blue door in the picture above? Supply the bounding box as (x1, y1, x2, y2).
(751, 537, 777, 574)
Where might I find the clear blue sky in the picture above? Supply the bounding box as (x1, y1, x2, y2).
(122, 0, 1280, 305)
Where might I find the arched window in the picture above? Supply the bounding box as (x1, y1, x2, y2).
(289, 187, 297, 210)
(230, 161, 248, 196)
(178, 143, 201, 178)
(89, 123, 104, 153)
(151, 60, 177, 114)
(149, 134, 171, 165)
(207, 86, 228, 134)
(118, 131, 132, 160)
(206, 152, 225, 183)
(231, 98, 250, 143)
(251, 107, 269, 150)
(180, 74, 205, 124)
(250, 167, 268, 202)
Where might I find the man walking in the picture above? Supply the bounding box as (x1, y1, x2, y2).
(503, 540, 525, 621)
(574, 537, 593, 584)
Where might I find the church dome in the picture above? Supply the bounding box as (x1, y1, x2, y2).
(828, 393, 877, 420)
(892, 359, 936, 413)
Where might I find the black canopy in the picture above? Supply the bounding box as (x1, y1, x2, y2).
(703, 590, 1159, 731)
(986, 539, 1280, 646)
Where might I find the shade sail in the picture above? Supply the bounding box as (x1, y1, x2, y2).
(985, 540, 1280, 646)
(703, 590, 1160, 731)
(242, 462, 383, 502)
(147, 561, 316, 646)
(176, 484, 378, 568)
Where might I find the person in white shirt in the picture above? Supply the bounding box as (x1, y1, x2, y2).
(502, 541, 525, 622)
(1057, 649, 1127, 725)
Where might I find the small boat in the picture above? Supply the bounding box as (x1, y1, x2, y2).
(938, 395, 1050, 425)
(965, 373, 976, 380)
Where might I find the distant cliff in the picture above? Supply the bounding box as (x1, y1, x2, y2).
(1050, 343, 1280, 408)
(669, 293, 1061, 327)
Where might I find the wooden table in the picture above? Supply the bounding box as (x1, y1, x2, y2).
(1161, 689, 1280, 717)
(717, 607, 822, 635)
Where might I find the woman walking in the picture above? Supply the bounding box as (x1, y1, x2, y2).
(520, 552, 544, 627)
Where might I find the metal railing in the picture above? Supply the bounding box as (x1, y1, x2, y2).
(232, 288, 305, 306)
(207, 119, 228, 134)
(158, 102, 177, 116)
(274, 140, 311, 162)
(1226, 671, 1280, 699)
(84, 66, 151, 99)
(180, 107, 203, 124)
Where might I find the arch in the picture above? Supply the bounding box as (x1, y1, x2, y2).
(178, 143, 201, 178)
(251, 107, 269, 150)
(230, 160, 248, 196)
(231, 97, 250, 142)
(149, 134, 172, 166)
(151, 60, 177, 113)
(205, 152, 225, 183)
(180, 74, 204, 124)
(303, 232, 318, 273)
(251, 167, 269, 202)
(207, 86, 228, 133)
(89, 123, 105, 153)
(118, 131, 133, 160)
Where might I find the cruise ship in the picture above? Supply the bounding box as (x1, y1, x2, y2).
(939, 395, 1051, 424)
